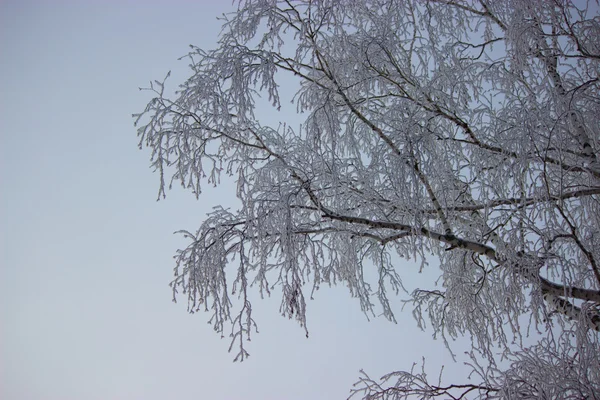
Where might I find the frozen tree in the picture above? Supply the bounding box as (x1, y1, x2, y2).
(134, 0, 600, 397)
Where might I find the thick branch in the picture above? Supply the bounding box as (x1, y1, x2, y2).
(543, 293, 600, 331)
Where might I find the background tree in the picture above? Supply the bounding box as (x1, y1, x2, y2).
(135, 0, 600, 397)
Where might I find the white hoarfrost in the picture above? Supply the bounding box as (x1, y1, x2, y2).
(135, 0, 600, 398)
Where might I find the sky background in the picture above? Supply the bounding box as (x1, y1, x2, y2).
(1, 1, 471, 399)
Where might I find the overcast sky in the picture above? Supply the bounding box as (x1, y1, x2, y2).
(1, 1, 471, 399)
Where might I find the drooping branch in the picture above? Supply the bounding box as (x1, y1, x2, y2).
(136, 0, 600, 397)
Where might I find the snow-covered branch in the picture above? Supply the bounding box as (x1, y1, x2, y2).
(136, 0, 600, 397)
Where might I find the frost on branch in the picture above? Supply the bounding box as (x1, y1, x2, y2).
(135, 0, 600, 396)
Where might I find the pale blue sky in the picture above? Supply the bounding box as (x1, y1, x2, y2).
(1, 1, 468, 399)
